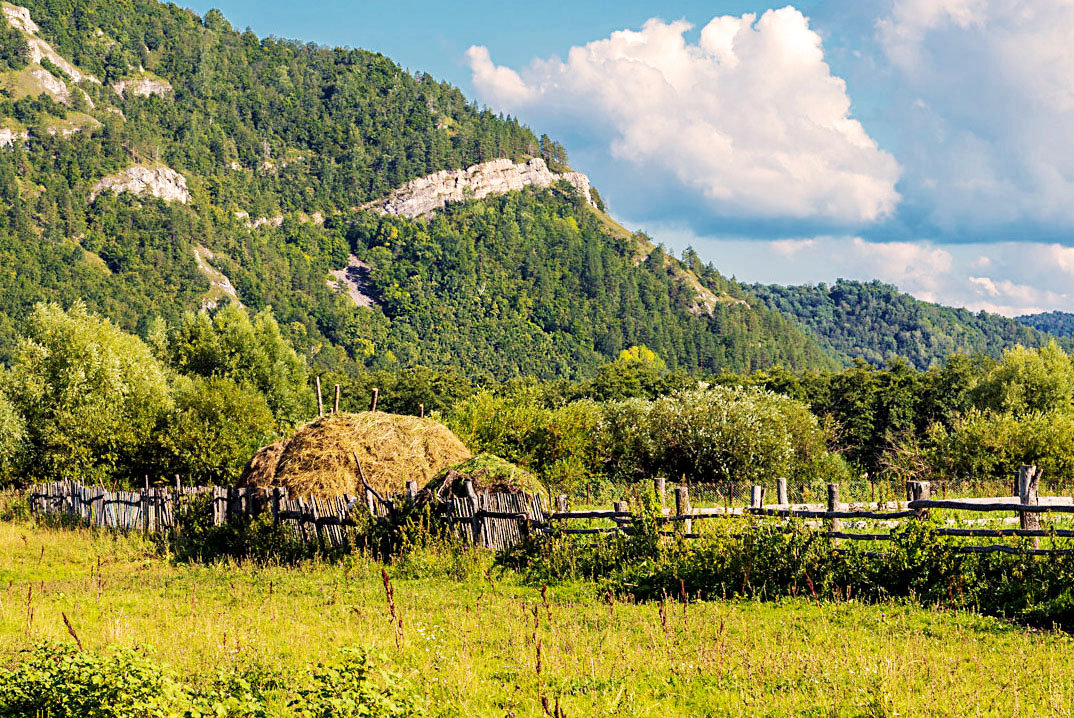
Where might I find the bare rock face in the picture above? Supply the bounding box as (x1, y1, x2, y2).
(90, 165, 191, 204)
(328, 254, 377, 307)
(29, 67, 68, 103)
(0, 127, 28, 147)
(371, 158, 595, 218)
(3, 4, 99, 86)
(112, 76, 172, 99)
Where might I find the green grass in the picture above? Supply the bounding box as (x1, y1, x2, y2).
(3, 519, 1074, 716)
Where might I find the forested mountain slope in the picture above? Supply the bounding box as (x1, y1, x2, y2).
(1016, 311, 1074, 339)
(0, 0, 835, 378)
(748, 279, 1065, 369)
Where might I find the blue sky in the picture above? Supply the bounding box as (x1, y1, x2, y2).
(190, 1, 1074, 316)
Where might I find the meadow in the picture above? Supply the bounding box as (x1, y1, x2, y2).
(4, 519, 1074, 716)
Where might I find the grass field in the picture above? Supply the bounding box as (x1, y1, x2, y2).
(3, 519, 1074, 716)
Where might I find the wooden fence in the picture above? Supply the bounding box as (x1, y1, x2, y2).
(27, 465, 1074, 557)
(28, 480, 547, 552)
(545, 467, 1074, 555)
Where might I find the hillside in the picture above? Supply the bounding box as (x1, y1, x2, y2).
(0, 0, 834, 378)
(1016, 311, 1074, 339)
(748, 279, 1065, 369)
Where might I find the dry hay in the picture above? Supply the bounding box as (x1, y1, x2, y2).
(426, 453, 544, 500)
(240, 412, 471, 498)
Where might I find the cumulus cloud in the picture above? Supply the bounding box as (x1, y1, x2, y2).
(467, 8, 900, 227)
(876, 0, 1074, 231)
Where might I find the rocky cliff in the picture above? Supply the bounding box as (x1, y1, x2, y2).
(369, 158, 594, 218)
(89, 165, 190, 204)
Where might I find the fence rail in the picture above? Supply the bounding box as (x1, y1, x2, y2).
(26, 465, 1074, 557)
(546, 465, 1074, 555)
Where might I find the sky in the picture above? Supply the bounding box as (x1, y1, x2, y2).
(190, 0, 1074, 317)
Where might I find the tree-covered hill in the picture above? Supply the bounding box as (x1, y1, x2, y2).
(0, 0, 835, 378)
(747, 279, 1066, 369)
(1016, 311, 1074, 339)
(343, 187, 834, 378)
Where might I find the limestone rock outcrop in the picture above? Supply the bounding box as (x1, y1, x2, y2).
(3, 4, 99, 86)
(112, 76, 172, 99)
(370, 158, 594, 218)
(0, 126, 27, 147)
(90, 165, 190, 204)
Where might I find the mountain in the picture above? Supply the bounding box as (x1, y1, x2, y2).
(0, 0, 834, 378)
(1016, 311, 1074, 339)
(747, 279, 1066, 369)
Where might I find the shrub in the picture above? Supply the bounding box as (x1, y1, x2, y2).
(158, 375, 278, 485)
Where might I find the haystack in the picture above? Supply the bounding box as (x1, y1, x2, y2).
(425, 453, 544, 500)
(240, 412, 471, 498)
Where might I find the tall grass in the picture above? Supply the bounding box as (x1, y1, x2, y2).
(3, 519, 1074, 715)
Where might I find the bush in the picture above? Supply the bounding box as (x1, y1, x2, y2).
(159, 375, 278, 485)
(3, 302, 173, 487)
(600, 387, 842, 488)
(0, 643, 424, 718)
(925, 409, 1074, 485)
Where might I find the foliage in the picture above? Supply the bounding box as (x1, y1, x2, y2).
(2, 302, 172, 486)
(153, 305, 311, 425)
(1016, 309, 1074, 338)
(924, 409, 1074, 486)
(0, 642, 422, 718)
(0, 641, 186, 717)
(157, 375, 278, 485)
(289, 649, 424, 718)
(972, 341, 1074, 415)
(0, 388, 25, 483)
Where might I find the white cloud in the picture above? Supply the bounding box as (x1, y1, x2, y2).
(877, 0, 1074, 229)
(646, 226, 1074, 316)
(467, 7, 900, 226)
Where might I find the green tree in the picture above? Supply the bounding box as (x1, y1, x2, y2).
(162, 305, 312, 425)
(3, 302, 173, 486)
(159, 375, 277, 485)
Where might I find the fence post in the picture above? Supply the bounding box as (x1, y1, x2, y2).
(750, 485, 765, 510)
(909, 481, 931, 521)
(776, 477, 788, 507)
(675, 486, 691, 534)
(555, 494, 568, 514)
(654, 477, 666, 513)
(370, 387, 379, 412)
(334, 384, 341, 413)
(316, 376, 324, 417)
(1018, 465, 1041, 546)
(406, 480, 418, 501)
(464, 479, 483, 548)
(272, 487, 282, 526)
(827, 484, 840, 534)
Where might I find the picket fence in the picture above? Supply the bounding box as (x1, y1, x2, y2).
(27, 480, 547, 552)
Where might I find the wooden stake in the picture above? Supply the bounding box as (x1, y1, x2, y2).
(316, 376, 324, 417)
(419, 403, 424, 418)
(827, 484, 840, 533)
(370, 387, 379, 412)
(776, 477, 788, 507)
(654, 477, 666, 512)
(675, 486, 691, 534)
(1018, 465, 1041, 546)
(334, 384, 340, 413)
(750, 485, 765, 509)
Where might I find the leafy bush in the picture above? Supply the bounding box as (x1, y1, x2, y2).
(3, 302, 173, 487)
(925, 409, 1074, 485)
(290, 648, 424, 718)
(158, 375, 278, 485)
(0, 642, 186, 717)
(0, 643, 423, 718)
